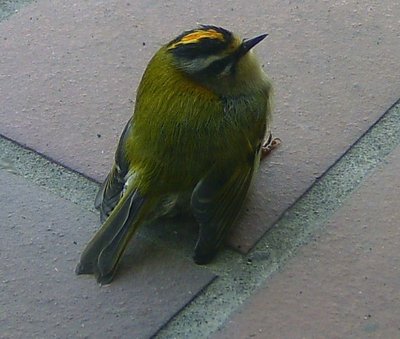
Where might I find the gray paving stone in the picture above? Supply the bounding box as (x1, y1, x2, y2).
(0, 170, 215, 338)
(1, 0, 399, 252)
(215, 145, 400, 338)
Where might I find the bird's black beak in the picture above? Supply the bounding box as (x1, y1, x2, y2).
(240, 33, 268, 55)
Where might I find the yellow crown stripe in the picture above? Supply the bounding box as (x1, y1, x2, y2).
(168, 29, 224, 49)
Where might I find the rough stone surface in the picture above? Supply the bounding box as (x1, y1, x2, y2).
(1, 1, 399, 253)
(215, 145, 400, 338)
(0, 170, 215, 339)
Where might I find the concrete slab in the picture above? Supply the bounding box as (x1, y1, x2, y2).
(0, 170, 215, 338)
(1, 0, 399, 252)
(0, 0, 34, 21)
(214, 145, 400, 338)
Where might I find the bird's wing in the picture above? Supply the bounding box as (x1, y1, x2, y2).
(95, 117, 133, 222)
(190, 153, 257, 264)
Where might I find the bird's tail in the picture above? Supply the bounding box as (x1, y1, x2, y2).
(76, 184, 153, 285)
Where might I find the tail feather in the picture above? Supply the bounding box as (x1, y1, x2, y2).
(96, 191, 147, 284)
(76, 184, 147, 284)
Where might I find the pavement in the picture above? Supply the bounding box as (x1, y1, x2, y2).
(0, 1, 399, 338)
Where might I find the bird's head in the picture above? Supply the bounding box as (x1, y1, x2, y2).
(165, 25, 268, 95)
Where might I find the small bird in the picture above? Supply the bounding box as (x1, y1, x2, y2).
(76, 25, 279, 284)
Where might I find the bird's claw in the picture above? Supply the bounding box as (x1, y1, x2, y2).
(261, 133, 281, 160)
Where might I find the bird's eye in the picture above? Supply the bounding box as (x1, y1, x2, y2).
(203, 56, 233, 75)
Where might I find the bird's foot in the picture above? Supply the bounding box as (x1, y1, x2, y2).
(261, 133, 281, 160)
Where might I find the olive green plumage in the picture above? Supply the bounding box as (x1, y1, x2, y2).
(76, 25, 273, 284)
